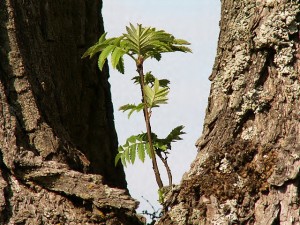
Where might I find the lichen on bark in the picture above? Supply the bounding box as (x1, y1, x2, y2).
(158, 0, 300, 224)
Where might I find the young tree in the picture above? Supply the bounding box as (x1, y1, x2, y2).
(0, 1, 142, 224)
(158, 1, 300, 224)
(82, 23, 191, 193)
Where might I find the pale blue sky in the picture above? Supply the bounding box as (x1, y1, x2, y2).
(102, 0, 221, 218)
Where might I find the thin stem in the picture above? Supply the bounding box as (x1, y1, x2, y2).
(141, 196, 161, 216)
(157, 152, 172, 187)
(137, 57, 164, 189)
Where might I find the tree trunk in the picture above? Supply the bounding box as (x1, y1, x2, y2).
(0, 0, 142, 224)
(158, 1, 300, 224)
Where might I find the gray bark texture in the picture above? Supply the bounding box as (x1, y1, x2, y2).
(158, 1, 300, 225)
(0, 0, 143, 224)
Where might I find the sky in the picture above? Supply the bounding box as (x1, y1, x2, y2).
(102, 0, 221, 219)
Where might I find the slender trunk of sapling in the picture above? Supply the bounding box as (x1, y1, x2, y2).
(136, 57, 164, 189)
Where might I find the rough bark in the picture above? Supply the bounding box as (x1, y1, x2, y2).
(0, 0, 142, 224)
(158, 1, 300, 224)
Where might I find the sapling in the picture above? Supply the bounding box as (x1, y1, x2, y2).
(82, 23, 191, 204)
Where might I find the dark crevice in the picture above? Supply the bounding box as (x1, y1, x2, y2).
(271, 207, 280, 225)
(0, 151, 13, 224)
(254, 48, 275, 88)
(233, 109, 255, 138)
(288, 10, 300, 42)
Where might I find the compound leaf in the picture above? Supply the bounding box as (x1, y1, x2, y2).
(144, 78, 169, 108)
(119, 103, 144, 118)
(165, 125, 185, 143)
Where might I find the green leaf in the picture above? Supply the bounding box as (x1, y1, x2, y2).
(98, 32, 107, 43)
(144, 72, 155, 85)
(159, 79, 170, 88)
(115, 151, 122, 166)
(150, 52, 162, 61)
(123, 23, 192, 58)
(111, 47, 126, 69)
(126, 23, 138, 43)
(127, 135, 137, 144)
(154, 141, 168, 151)
(81, 45, 97, 59)
(123, 141, 129, 148)
(82, 35, 122, 60)
(173, 38, 191, 45)
(154, 78, 159, 93)
(129, 103, 144, 118)
(119, 104, 135, 112)
(144, 85, 154, 107)
(82, 43, 106, 59)
(144, 78, 169, 108)
(83, 23, 192, 74)
(132, 76, 140, 85)
(143, 72, 170, 88)
(137, 143, 145, 162)
(119, 103, 144, 118)
(125, 147, 130, 163)
(171, 45, 192, 53)
(130, 143, 137, 164)
(165, 125, 186, 143)
(98, 45, 115, 71)
(145, 143, 152, 158)
(116, 56, 125, 74)
(137, 133, 148, 142)
(121, 153, 127, 167)
(83, 23, 192, 75)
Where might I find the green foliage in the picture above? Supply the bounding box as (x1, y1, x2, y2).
(120, 75, 170, 118)
(82, 23, 191, 74)
(164, 125, 185, 144)
(132, 72, 170, 88)
(115, 126, 185, 166)
(119, 103, 144, 118)
(144, 78, 169, 108)
(115, 134, 152, 167)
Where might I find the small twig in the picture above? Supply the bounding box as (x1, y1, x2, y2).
(141, 196, 162, 222)
(156, 151, 172, 187)
(141, 196, 160, 215)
